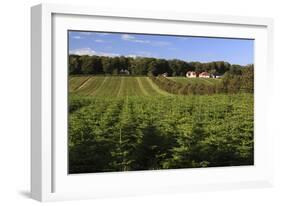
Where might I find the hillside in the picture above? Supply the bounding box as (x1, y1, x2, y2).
(168, 77, 221, 86)
(68, 75, 254, 173)
(69, 76, 170, 97)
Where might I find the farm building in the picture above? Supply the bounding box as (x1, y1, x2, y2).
(186, 71, 197, 78)
(119, 69, 130, 75)
(199, 72, 210, 78)
(162, 72, 168, 77)
(214, 74, 223, 78)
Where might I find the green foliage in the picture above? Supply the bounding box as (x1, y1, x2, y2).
(68, 75, 254, 173)
(68, 91, 254, 173)
(69, 54, 249, 77)
(70, 76, 170, 97)
(221, 64, 253, 93)
(70, 55, 102, 74)
(150, 68, 254, 96)
(69, 55, 81, 74)
(150, 75, 218, 95)
(240, 64, 254, 93)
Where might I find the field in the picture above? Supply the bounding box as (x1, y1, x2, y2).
(168, 77, 221, 86)
(69, 76, 170, 97)
(69, 76, 254, 174)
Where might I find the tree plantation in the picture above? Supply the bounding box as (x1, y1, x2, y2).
(68, 56, 254, 173)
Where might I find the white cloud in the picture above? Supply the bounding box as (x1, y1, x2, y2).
(126, 54, 137, 58)
(94, 39, 105, 43)
(69, 48, 95, 55)
(99, 52, 120, 57)
(69, 48, 119, 57)
(78, 32, 92, 35)
(121, 34, 150, 44)
(74, 32, 110, 36)
(121, 34, 135, 41)
(137, 51, 154, 57)
(120, 34, 170, 46)
(72, 36, 82, 39)
(134, 39, 150, 44)
(176, 36, 191, 40)
(96, 32, 110, 36)
(126, 51, 156, 58)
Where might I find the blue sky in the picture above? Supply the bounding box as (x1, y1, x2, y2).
(69, 31, 254, 65)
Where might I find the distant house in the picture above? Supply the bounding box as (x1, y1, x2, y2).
(186, 71, 197, 78)
(162, 72, 168, 77)
(199, 72, 210, 78)
(210, 73, 223, 78)
(215, 74, 223, 78)
(119, 69, 130, 75)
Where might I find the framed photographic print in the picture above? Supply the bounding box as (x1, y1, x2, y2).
(31, 3, 274, 201)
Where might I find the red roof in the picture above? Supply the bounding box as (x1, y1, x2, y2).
(200, 72, 209, 76)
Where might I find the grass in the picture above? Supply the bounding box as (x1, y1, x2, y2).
(168, 77, 221, 86)
(68, 75, 254, 173)
(70, 76, 170, 97)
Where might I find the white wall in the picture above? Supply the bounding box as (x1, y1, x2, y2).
(0, 0, 280, 205)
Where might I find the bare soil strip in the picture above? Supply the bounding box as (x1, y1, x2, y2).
(74, 76, 92, 91)
(90, 76, 109, 96)
(136, 77, 149, 96)
(146, 77, 171, 96)
(117, 77, 124, 97)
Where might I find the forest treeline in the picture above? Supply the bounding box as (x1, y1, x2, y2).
(69, 54, 253, 77)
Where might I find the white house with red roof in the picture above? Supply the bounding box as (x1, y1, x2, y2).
(199, 72, 210, 78)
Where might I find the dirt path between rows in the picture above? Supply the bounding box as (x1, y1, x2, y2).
(74, 76, 92, 91)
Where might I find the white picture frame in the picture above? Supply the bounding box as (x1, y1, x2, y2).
(31, 3, 274, 202)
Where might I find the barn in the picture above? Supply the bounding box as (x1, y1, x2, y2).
(199, 72, 210, 78)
